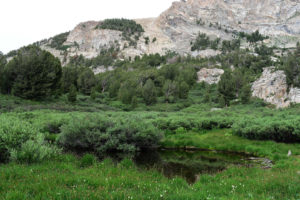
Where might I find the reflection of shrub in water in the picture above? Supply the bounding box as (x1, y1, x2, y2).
(134, 150, 249, 184)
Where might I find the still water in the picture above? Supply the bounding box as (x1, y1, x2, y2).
(108, 149, 260, 184)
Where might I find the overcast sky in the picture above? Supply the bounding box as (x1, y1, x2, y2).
(0, 0, 176, 54)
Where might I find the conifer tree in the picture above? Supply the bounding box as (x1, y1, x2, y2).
(68, 84, 77, 103)
(179, 81, 189, 99)
(240, 84, 252, 104)
(4, 45, 62, 99)
(217, 71, 235, 106)
(203, 85, 211, 103)
(118, 81, 136, 104)
(163, 80, 178, 103)
(142, 79, 157, 105)
(77, 68, 96, 95)
(0, 51, 7, 93)
(218, 95, 226, 108)
(90, 87, 97, 100)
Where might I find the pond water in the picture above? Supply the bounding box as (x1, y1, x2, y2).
(108, 149, 264, 184)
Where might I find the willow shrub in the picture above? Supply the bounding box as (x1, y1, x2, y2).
(0, 116, 60, 163)
(58, 114, 163, 154)
(153, 116, 233, 132)
(232, 117, 300, 142)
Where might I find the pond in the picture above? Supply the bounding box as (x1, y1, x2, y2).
(107, 149, 270, 184)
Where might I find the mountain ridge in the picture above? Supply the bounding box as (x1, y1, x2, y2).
(38, 0, 300, 64)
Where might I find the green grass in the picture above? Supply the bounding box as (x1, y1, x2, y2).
(0, 130, 300, 199)
(1, 93, 300, 199)
(161, 129, 300, 160)
(0, 152, 299, 199)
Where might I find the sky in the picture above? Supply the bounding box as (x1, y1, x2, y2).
(0, 0, 176, 54)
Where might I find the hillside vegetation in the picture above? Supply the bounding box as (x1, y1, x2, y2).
(1, 26, 300, 199)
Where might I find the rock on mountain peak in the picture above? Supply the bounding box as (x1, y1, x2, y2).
(41, 0, 300, 62)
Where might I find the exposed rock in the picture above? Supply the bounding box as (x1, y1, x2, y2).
(92, 66, 114, 75)
(40, 45, 67, 64)
(191, 49, 222, 58)
(287, 150, 292, 157)
(40, 0, 300, 61)
(197, 68, 224, 84)
(252, 67, 289, 108)
(252, 67, 300, 108)
(288, 87, 300, 103)
(157, 0, 300, 52)
(246, 157, 273, 169)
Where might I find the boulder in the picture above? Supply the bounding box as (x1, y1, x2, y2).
(252, 67, 300, 108)
(197, 68, 224, 84)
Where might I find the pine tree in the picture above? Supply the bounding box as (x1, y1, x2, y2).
(90, 87, 97, 100)
(4, 45, 62, 99)
(68, 84, 77, 103)
(131, 95, 138, 108)
(61, 66, 80, 93)
(163, 80, 178, 103)
(203, 85, 211, 103)
(218, 95, 226, 108)
(118, 80, 136, 104)
(179, 81, 189, 99)
(142, 79, 157, 105)
(217, 71, 235, 106)
(240, 84, 252, 104)
(77, 68, 96, 95)
(0, 51, 7, 93)
(109, 80, 120, 98)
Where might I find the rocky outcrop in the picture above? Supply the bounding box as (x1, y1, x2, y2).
(92, 66, 114, 75)
(191, 49, 221, 58)
(197, 68, 224, 84)
(157, 0, 300, 52)
(40, 0, 300, 60)
(288, 87, 300, 103)
(252, 67, 300, 108)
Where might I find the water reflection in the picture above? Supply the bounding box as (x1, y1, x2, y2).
(108, 149, 254, 184)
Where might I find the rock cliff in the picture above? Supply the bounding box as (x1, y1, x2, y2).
(37, 0, 300, 108)
(41, 0, 300, 60)
(197, 66, 300, 108)
(252, 67, 300, 108)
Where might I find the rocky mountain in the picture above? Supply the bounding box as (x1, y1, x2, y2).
(36, 0, 300, 108)
(40, 0, 300, 63)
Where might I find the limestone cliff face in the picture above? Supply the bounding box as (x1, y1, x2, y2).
(252, 67, 300, 108)
(41, 0, 300, 60)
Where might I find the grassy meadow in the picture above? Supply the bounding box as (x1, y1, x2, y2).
(0, 87, 300, 200)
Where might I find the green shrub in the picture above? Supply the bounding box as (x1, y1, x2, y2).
(97, 18, 144, 35)
(79, 153, 96, 168)
(232, 117, 300, 142)
(68, 84, 77, 102)
(10, 134, 61, 163)
(48, 32, 70, 50)
(96, 18, 144, 45)
(175, 127, 187, 134)
(58, 115, 163, 154)
(0, 116, 60, 163)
